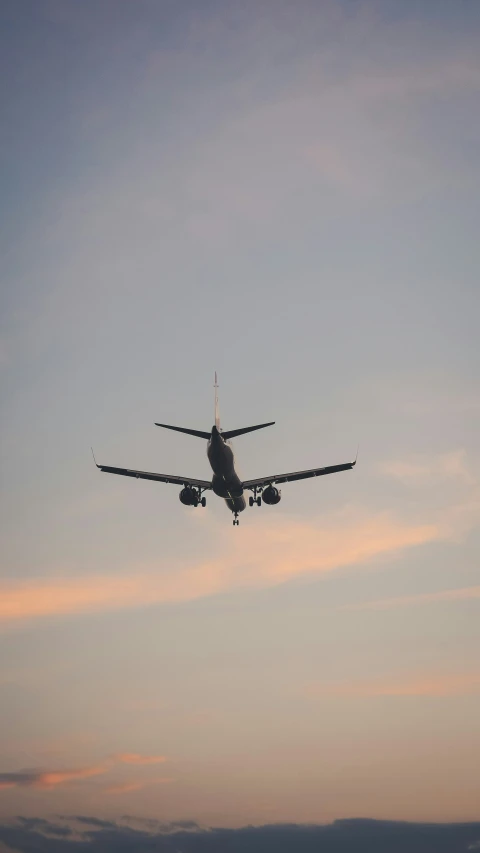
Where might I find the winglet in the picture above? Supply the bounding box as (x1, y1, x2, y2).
(91, 446, 99, 467)
(353, 444, 359, 466)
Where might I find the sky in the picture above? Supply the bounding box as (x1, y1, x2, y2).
(1, 0, 479, 842)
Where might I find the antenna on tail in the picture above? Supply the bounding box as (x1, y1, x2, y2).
(214, 372, 220, 428)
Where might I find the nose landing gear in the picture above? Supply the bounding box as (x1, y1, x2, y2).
(233, 513, 239, 526)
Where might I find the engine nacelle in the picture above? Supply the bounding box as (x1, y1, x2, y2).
(179, 487, 197, 506)
(262, 485, 281, 505)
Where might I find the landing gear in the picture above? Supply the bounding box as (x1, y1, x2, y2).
(233, 513, 239, 526)
(201, 496, 206, 508)
(249, 493, 262, 507)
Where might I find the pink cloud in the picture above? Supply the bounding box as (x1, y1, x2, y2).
(0, 509, 442, 625)
(0, 753, 169, 794)
(0, 765, 108, 791)
(35, 765, 107, 789)
(381, 450, 476, 486)
(308, 672, 480, 699)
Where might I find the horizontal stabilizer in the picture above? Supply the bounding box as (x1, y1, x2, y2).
(222, 422, 275, 440)
(155, 423, 211, 439)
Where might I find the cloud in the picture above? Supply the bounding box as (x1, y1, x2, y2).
(381, 450, 476, 486)
(0, 755, 169, 793)
(14, 818, 71, 838)
(1, 816, 480, 852)
(113, 753, 167, 766)
(37, 767, 108, 789)
(175, 38, 480, 239)
(308, 672, 480, 699)
(342, 584, 480, 612)
(105, 778, 172, 795)
(0, 508, 443, 626)
(0, 765, 107, 791)
(35, 1, 480, 270)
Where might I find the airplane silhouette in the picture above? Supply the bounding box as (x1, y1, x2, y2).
(94, 374, 356, 526)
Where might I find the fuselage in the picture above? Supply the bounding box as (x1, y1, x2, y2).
(207, 425, 246, 514)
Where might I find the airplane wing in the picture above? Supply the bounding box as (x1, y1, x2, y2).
(95, 461, 212, 490)
(242, 459, 356, 489)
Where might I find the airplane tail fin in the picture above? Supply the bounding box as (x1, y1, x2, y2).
(214, 371, 220, 428)
(154, 375, 274, 441)
(222, 422, 275, 440)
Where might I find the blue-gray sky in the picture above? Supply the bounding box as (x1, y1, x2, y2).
(1, 0, 479, 829)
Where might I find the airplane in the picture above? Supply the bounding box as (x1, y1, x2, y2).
(94, 374, 356, 526)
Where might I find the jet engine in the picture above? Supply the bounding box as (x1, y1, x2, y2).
(179, 487, 197, 506)
(262, 485, 281, 505)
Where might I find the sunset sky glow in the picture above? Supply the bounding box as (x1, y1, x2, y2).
(1, 0, 479, 836)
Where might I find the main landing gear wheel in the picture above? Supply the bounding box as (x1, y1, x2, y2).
(249, 496, 262, 507)
(256, 496, 261, 506)
(201, 496, 206, 507)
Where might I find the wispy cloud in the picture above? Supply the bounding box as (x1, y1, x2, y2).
(40, 6, 480, 265)
(35, 766, 108, 789)
(0, 754, 169, 793)
(104, 778, 172, 795)
(176, 41, 480, 239)
(0, 765, 107, 791)
(381, 449, 476, 486)
(342, 585, 480, 612)
(308, 672, 480, 699)
(0, 509, 441, 625)
(113, 753, 166, 766)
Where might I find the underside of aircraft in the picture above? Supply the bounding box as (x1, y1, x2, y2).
(94, 375, 356, 525)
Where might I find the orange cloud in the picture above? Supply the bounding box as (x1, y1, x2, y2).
(0, 753, 169, 794)
(308, 672, 480, 699)
(35, 765, 108, 789)
(0, 509, 442, 625)
(0, 765, 108, 791)
(342, 585, 480, 612)
(114, 753, 167, 766)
